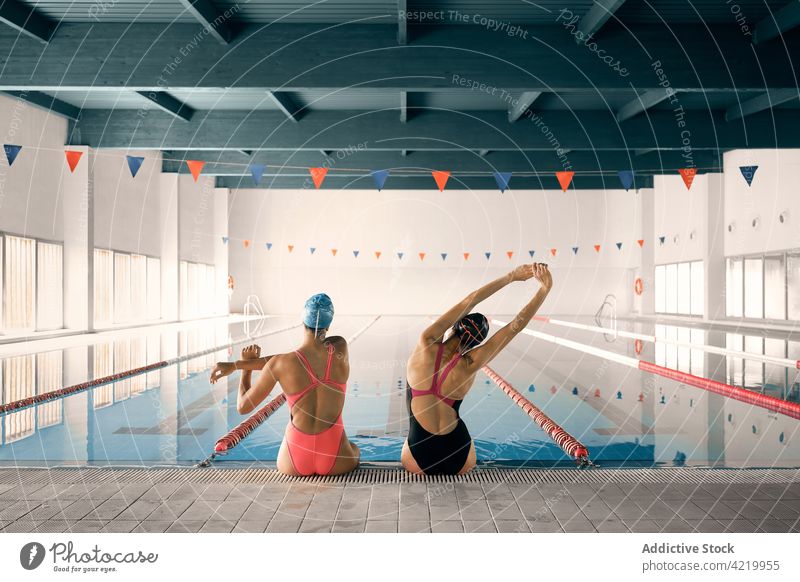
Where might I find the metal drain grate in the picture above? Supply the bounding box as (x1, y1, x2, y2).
(1, 466, 798, 486)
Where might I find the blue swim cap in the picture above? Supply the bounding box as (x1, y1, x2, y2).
(303, 293, 334, 329)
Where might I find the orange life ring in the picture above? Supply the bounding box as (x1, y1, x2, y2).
(634, 277, 644, 295)
(227, 275, 235, 290)
(634, 339, 643, 355)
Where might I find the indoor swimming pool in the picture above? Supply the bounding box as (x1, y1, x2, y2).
(1, 316, 798, 468)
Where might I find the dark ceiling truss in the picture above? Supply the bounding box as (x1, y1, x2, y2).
(177, 0, 234, 45)
(2, 90, 81, 120)
(136, 91, 194, 122)
(753, 0, 800, 44)
(576, 0, 629, 41)
(0, 0, 56, 43)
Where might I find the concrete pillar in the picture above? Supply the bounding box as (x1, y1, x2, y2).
(159, 174, 179, 322)
(705, 173, 726, 321)
(214, 187, 229, 316)
(62, 146, 93, 331)
(639, 187, 655, 315)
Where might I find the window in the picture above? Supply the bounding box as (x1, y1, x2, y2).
(147, 257, 161, 320)
(95, 249, 161, 327)
(788, 254, 800, 321)
(3, 235, 36, 331)
(37, 242, 63, 330)
(789, 341, 800, 403)
(655, 261, 704, 316)
(729, 251, 800, 321)
(764, 255, 786, 320)
(744, 257, 763, 319)
(36, 351, 63, 429)
(130, 254, 147, 322)
(2, 355, 35, 443)
(180, 260, 216, 320)
(94, 249, 114, 327)
(726, 258, 743, 317)
(113, 253, 131, 324)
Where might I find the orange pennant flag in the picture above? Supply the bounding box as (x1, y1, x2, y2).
(309, 167, 328, 189)
(419, 252, 426, 261)
(65, 150, 83, 173)
(678, 168, 697, 190)
(331, 249, 338, 256)
(506, 251, 514, 259)
(431, 171, 450, 192)
(594, 244, 601, 252)
(463, 252, 470, 261)
(186, 160, 205, 182)
(375, 251, 382, 259)
(287, 245, 294, 253)
(556, 171, 574, 192)
(637, 239, 644, 248)
(243, 240, 250, 249)
(550, 248, 557, 257)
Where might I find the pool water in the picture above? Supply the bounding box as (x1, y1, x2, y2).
(1, 316, 799, 468)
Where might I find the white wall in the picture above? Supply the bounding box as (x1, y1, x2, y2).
(228, 188, 642, 316)
(179, 174, 217, 265)
(653, 173, 709, 265)
(724, 149, 800, 257)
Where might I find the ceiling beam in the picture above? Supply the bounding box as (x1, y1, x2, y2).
(136, 91, 194, 121)
(0, 0, 56, 44)
(508, 91, 541, 122)
(177, 0, 234, 45)
(1, 23, 796, 92)
(576, 0, 628, 41)
(753, 0, 800, 44)
(616, 88, 676, 122)
(71, 108, 800, 151)
(725, 89, 798, 121)
(2, 90, 80, 120)
(400, 91, 408, 123)
(398, 0, 407, 44)
(267, 91, 303, 122)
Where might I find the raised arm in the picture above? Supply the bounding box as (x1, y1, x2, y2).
(420, 265, 537, 345)
(237, 356, 281, 415)
(466, 264, 553, 370)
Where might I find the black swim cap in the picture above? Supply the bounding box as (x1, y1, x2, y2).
(453, 313, 489, 349)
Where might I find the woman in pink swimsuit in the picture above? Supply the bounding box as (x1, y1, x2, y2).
(210, 293, 359, 476)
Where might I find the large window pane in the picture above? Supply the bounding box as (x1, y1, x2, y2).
(764, 255, 786, 320)
(787, 254, 800, 321)
(3, 235, 36, 331)
(130, 254, 147, 322)
(727, 258, 743, 317)
(146, 257, 160, 320)
(789, 341, 800, 403)
(113, 253, 131, 324)
(37, 242, 63, 330)
(665, 263, 678, 314)
(690, 261, 704, 316)
(677, 262, 691, 314)
(744, 257, 764, 318)
(654, 265, 665, 313)
(93, 249, 114, 327)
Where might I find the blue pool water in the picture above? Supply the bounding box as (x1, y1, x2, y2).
(1, 316, 799, 468)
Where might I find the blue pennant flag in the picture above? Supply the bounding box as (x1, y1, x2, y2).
(441, 253, 447, 261)
(739, 165, 758, 187)
(371, 169, 390, 191)
(353, 250, 360, 258)
(126, 155, 144, 178)
(266, 242, 273, 250)
(493, 172, 512, 193)
(309, 247, 316, 254)
(528, 250, 535, 258)
(485, 252, 491, 260)
(222, 237, 229, 244)
(249, 164, 266, 186)
(3, 144, 21, 167)
(397, 252, 404, 260)
(618, 170, 634, 191)
(616, 242, 623, 250)
(658, 236, 665, 245)
(572, 246, 579, 255)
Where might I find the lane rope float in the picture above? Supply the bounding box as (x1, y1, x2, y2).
(482, 365, 596, 468)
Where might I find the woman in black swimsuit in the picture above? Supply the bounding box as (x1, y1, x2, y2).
(401, 263, 553, 475)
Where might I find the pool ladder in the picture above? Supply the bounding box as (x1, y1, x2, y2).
(594, 294, 618, 342)
(243, 294, 266, 339)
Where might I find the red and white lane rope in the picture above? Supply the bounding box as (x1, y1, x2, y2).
(0, 322, 301, 416)
(530, 315, 800, 370)
(198, 315, 381, 467)
(482, 365, 595, 467)
(493, 318, 800, 421)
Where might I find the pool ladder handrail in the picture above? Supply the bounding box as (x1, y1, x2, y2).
(594, 294, 618, 342)
(243, 294, 266, 338)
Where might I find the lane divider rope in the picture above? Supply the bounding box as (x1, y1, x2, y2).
(198, 315, 381, 467)
(0, 321, 301, 416)
(493, 318, 800, 421)
(482, 365, 595, 467)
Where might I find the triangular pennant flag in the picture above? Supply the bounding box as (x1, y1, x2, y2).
(243, 240, 250, 249)
(65, 150, 83, 173)
(309, 247, 316, 254)
(739, 165, 758, 187)
(331, 249, 338, 256)
(493, 172, 512, 193)
(249, 164, 266, 186)
(186, 159, 205, 182)
(572, 246, 579, 255)
(550, 248, 557, 256)
(506, 251, 514, 259)
(528, 250, 535, 258)
(617, 170, 634, 191)
(353, 250, 360, 258)
(431, 171, 450, 192)
(397, 252, 404, 260)
(556, 171, 574, 192)
(375, 251, 382, 259)
(371, 169, 389, 191)
(678, 168, 697, 190)
(637, 239, 644, 248)
(463, 252, 470, 260)
(222, 237, 229, 244)
(266, 242, 273, 250)
(419, 252, 426, 261)
(616, 242, 623, 250)
(126, 155, 144, 178)
(287, 244, 294, 252)
(441, 253, 447, 261)
(309, 167, 328, 189)
(3, 144, 21, 166)
(485, 252, 491, 260)
(659, 236, 666, 245)
(594, 244, 601, 252)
